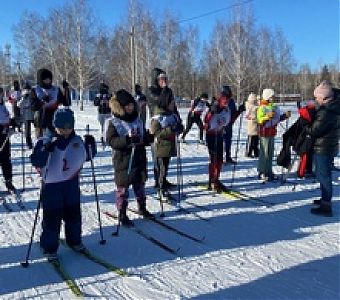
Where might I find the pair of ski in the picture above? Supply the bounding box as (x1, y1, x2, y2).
(151, 192, 211, 222)
(104, 210, 204, 256)
(43, 240, 129, 297)
(191, 181, 275, 207)
(1, 190, 25, 212)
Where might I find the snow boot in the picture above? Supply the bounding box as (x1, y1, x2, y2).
(212, 180, 228, 193)
(137, 202, 154, 219)
(313, 199, 321, 205)
(5, 180, 16, 193)
(311, 202, 333, 217)
(224, 157, 237, 165)
(119, 207, 133, 227)
(164, 180, 176, 190)
(70, 242, 87, 253)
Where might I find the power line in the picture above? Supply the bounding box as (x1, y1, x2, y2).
(179, 0, 254, 24)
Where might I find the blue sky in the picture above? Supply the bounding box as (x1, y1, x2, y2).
(0, 0, 339, 70)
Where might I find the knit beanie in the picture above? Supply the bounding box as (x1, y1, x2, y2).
(37, 68, 53, 87)
(53, 108, 75, 129)
(313, 81, 334, 99)
(262, 89, 275, 101)
(247, 93, 257, 102)
(116, 89, 135, 107)
(220, 85, 232, 98)
(200, 93, 209, 99)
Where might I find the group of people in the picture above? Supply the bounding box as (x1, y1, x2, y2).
(0, 66, 338, 261)
(243, 82, 339, 218)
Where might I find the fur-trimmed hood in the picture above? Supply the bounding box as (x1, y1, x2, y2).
(109, 95, 139, 118)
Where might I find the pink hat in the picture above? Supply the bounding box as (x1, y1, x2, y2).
(314, 81, 334, 99)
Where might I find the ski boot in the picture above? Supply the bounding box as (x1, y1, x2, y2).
(119, 208, 133, 227)
(5, 180, 17, 193)
(69, 242, 87, 253)
(137, 203, 154, 219)
(311, 202, 333, 217)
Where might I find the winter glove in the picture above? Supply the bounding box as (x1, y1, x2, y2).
(127, 135, 142, 145)
(238, 103, 246, 113)
(266, 111, 275, 119)
(171, 123, 184, 134)
(84, 134, 97, 160)
(43, 137, 58, 152)
(285, 111, 291, 118)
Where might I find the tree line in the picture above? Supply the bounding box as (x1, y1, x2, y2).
(0, 0, 339, 106)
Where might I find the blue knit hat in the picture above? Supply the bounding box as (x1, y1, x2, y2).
(53, 108, 75, 129)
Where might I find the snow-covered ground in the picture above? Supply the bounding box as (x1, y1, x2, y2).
(0, 103, 339, 299)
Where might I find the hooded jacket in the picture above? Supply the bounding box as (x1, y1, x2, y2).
(105, 95, 152, 187)
(245, 97, 258, 136)
(147, 68, 174, 116)
(31, 69, 67, 130)
(305, 88, 340, 156)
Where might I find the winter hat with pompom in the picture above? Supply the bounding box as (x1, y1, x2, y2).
(313, 81, 334, 100)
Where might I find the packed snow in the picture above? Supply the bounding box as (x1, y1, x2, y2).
(0, 103, 339, 299)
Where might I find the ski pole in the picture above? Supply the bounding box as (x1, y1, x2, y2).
(230, 110, 244, 188)
(21, 124, 25, 191)
(152, 142, 164, 217)
(127, 146, 135, 176)
(86, 124, 106, 245)
(176, 137, 181, 205)
(112, 209, 122, 237)
(21, 152, 52, 268)
(21, 190, 42, 267)
(177, 135, 184, 198)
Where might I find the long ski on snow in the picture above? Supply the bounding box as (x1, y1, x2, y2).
(150, 194, 210, 222)
(128, 208, 205, 243)
(60, 239, 128, 276)
(103, 211, 180, 256)
(48, 258, 83, 297)
(192, 181, 275, 207)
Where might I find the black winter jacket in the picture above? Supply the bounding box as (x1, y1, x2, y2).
(305, 89, 340, 156)
(106, 97, 153, 187)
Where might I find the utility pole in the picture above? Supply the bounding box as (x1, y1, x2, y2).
(130, 25, 137, 93)
(4, 44, 11, 90)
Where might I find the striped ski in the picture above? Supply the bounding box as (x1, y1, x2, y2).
(103, 211, 180, 255)
(127, 208, 205, 243)
(60, 239, 128, 276)
(48, 259, 83, 297)
(192, 181, 275, 207)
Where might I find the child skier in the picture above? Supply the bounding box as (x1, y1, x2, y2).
(245, 93, 259, 158)
(181, 93, 209, 144)
(0, 87, 17, 194)
(204, 94, 231, 192)
(7, 80, 22, 132)
(18, 81, 34, 149)
(30, 108, 94, 261)
(150, 94, 183, 201)
(105, 89, 153, 227)
(31, 68, 68, 139)
(94, 81, 112, 144)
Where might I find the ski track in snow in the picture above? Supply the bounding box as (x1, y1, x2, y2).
(0, 104, 339, 299)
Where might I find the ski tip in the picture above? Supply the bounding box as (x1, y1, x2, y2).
(21, 261, 29, 268)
